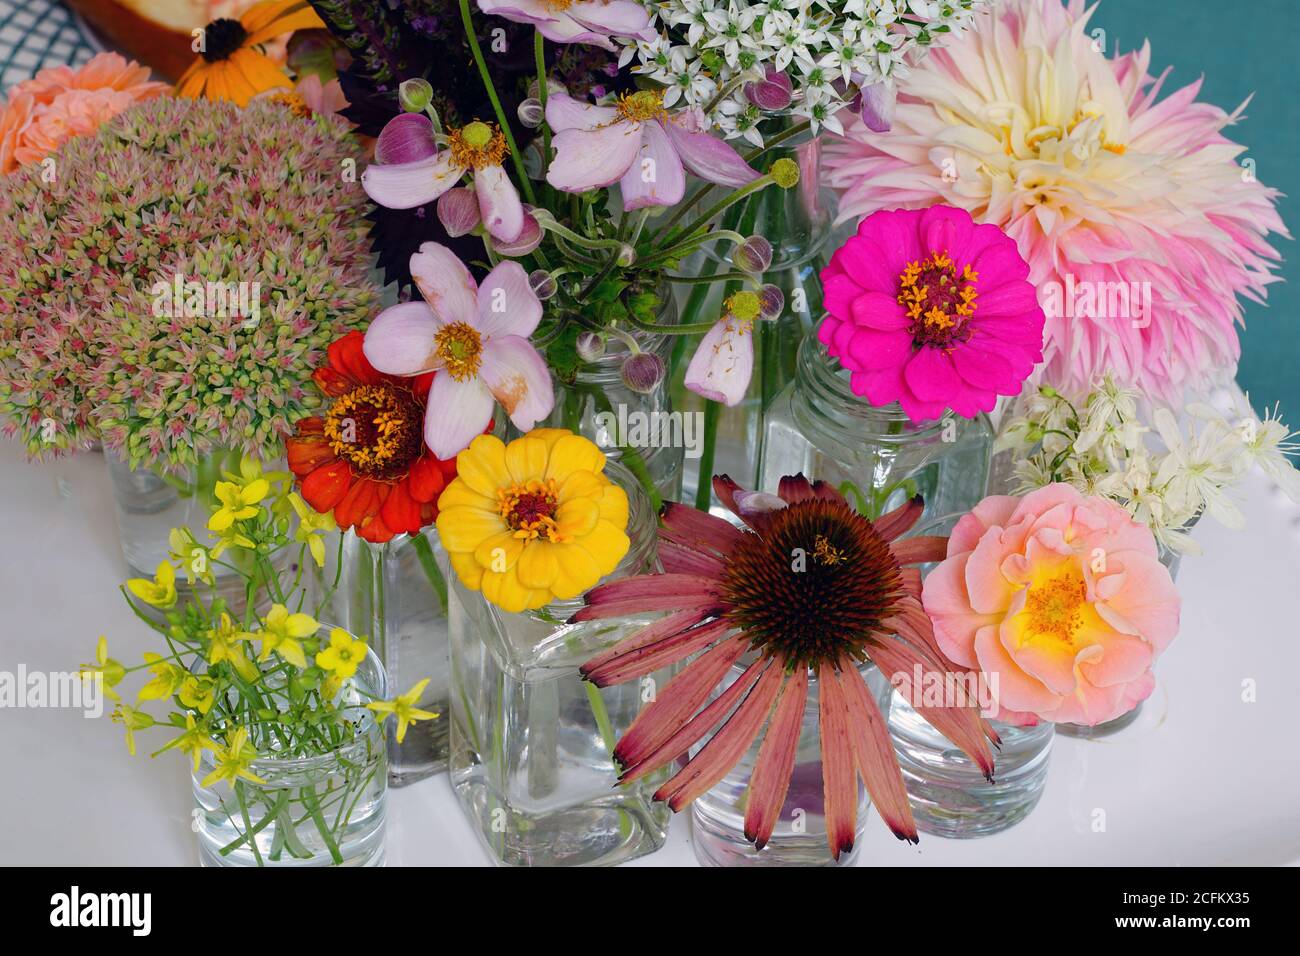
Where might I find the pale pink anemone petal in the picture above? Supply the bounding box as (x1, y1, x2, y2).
(424, 372, 494, 460)
(409, 242, 479, 325)
(437, 186, 481, 237)
(684, 316, 755, 407)
(474, 164, 525, 242)
(491, 209, 543, 257)
(545, 92, 618, 132)
(475, 260, 543, 339)
(375, 112, 438, 164)
(922, 482, 1181, 726)
(362, 302, 443, 376)
(823, 0, 1287, 401)
(361, 152, 462, 209)
(477, 0, 653, 51)
(479, 335, 554, 433)
(547, 116, 641, 193)
(659, 114, 760, 187)
(620, 120, 686, 209)
(856, 81, 896, 133)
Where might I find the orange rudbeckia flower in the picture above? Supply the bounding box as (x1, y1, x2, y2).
(176, 0, 323, 108)
(286, 332, 459, 544)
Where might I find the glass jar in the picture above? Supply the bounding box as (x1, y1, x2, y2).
(760, 335, 994, 522)
(340, 528, 451, 786)
(447, 462, 672, 866)
(192, 647, 387, 867)
(690, 659, 892, 867)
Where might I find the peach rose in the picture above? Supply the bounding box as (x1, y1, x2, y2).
(922, 484, 1180, 726)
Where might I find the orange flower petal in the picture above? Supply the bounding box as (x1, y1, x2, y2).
(301, 460, 352, 513)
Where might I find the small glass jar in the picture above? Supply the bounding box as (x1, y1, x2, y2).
(760, 335, 994, 522)
(339, 528, 451, 786)
(447, 462, 672, 866)
(690, 660, 892, 867)
(192, 647, 387, 867)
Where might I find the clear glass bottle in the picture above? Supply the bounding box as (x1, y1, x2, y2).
(340, 528, 451, 785)
(192, 647, 387, 867)
(447, 462, 672, 866)
(690, 660, 892, 867)
(761, 335, 994, 521)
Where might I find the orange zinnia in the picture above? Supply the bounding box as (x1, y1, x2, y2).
(175, 0, 323, 108)
(286, 332, 458, 544)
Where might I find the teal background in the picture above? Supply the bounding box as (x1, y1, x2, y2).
(1090, 0, 1296, 413)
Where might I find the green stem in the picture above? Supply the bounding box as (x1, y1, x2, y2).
(694, 401, 721, 511)
(583, 682, 618, 757)
(459, 0, 536, 205)
(534, 30, 550, 184)
(659, 175, 776, 251)
(233, 781, 265, 867)
(409, 532, 449, 616)
(300, 786, 344, 865)
(218, 788, 287, 857)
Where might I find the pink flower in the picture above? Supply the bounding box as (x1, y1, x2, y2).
(363, 118, 525, 243)
(545, 91, 759, 210)
(824, 0, 1287, 401)
(819, 205, 1044, 422)
(684, 291, 763, 406)
(362, 242, 554, 459)
(477, 0, 655, 51)
(294, 74, 349, 119)
(0, 53, 166, 174)
(922, 484, 1181, 727)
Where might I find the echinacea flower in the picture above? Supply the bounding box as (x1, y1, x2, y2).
(577, 475, 995, 858)
(478, 0, 655, 52)
(363, 117, 526, 243)
(176, 0, 324, 107)
(367, 679, 440, 744)
(820, 205, 1045, 422)
(923, 484, 1181, 726)
(436, 430, 631, 614)
(545, 91, 759, 209)
(286, 331, 459, 544)
(362, 243, 554, 460)
(0, 52, 166, 174)
(823, 0, 1287, 401)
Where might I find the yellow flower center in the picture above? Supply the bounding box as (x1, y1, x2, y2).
(812, 534, 846, 566)
(616, 89, 667, 124)
(324, 383, 424, 478)
(498, 479, 564, 542)
(897, 250, 979, 349)
(541, 0, 576, 8)
(1023, 569, 1089, 645)
(435, 321, 484, 381)
(448, 122, 508, 169)
(725, 290, 761, 324)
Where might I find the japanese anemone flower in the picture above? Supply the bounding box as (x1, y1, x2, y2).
(477, 0, 655, 52)
(577, 475, 996, 858)
(923, 484, 1181, 726)
(436, 430, 631, 613)
(823, 0, 1287, 402)
(820, 205, 1045, 422)
(285, 332, 459, 544)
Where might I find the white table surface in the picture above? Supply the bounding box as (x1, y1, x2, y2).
(2, 438, 1299, 867)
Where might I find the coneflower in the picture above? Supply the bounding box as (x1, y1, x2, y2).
(577, 474, 997, 859)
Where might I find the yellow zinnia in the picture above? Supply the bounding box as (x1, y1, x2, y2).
(436, 429, 630, 614)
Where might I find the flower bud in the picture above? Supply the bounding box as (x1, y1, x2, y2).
(437, 187, 481, 237)
(616, 244, 636, 267)
(731, 235, 773, 274)
(529, 269, 557, 300)
(744, 68, 794, 111)
(517, 97, 545, 129)
(757, 283, 785, 320)
(620, 352, 665, 394)
(576, 331, 605, 362)
(492, 210, 543, 257)
(769, 158, 800, 189)
(398, 78, 434, 113)
(375, 112, 437, 164)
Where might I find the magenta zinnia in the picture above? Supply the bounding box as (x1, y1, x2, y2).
(576, 475, 996, 858)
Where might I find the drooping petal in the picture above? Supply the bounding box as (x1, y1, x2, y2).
(424, 372, 494, 460)
(619, 119, 686, 209)
(479, 336, 554, 433)
(817, 662, 859, 860)
(573, 572, 724, 621)
(659, 500, 745, 554)
(475, 260, 543, 339)
(837, 661, 917, 842)
(410, 242, 479, 326)
(362, 152, 462, 209)
(581, 606, 717, 678)
(874, 494, 925, 541)
(684, 317, 755, 406)
(362, 302, 443, 376)
(890, 535, 949, 564)
(547, 121, 642, 193)
(583, 618, 734, 687)
(660, 116, 761, 187)
(744, 668, 808, 850)
(474, 164, 526, 242)
(543, 92, 620, 132)
(658, 539, 727, 578)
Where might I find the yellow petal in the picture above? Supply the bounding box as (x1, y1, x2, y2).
(575, 518, 631, 576)
(436, 478, 495, 513)
(449, 550, 485, 591)
(544, 434, 606, 483)
(474, 531, 522, 572)
(551, 542, 601, 599)
(227, 49, 291, 107)
(516, 541, 558, 590)
(436, 506, 506, 554)
(557, 468, 605, 503)
(555, 496, 599, 539)
(505, 435, 548, 485)
(596, 483, 629, 529)
(482, 566, 532, 614)
(456, 435, 512, 498)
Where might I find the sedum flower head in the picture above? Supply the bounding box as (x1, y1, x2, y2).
(0, 97, 378, 466)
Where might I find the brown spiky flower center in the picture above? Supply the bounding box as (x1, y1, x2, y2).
(324, 383, 424, 479)
(721, 499, 906, 669)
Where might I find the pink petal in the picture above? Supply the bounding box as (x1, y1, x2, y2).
(660, 500, 746, 554)
(544, 92, 618, 132)
(973, 624, 1061, 716)
(903, 347, 960, 403)
(362, 302, 443, 376)
(424, 372, 494, 459)
(475, 260, 542, 338)
(873, 494, 924, 541)
(375, 112, 438, 164)
(660, 117, 760, 188)
(685, 317, 754, 407)
(568, 0, 655, 40)
(845, 329, 913, 371)
(857, 81, 896, 133)
(620, 119, 686, 209)
(850, 291, 911, 330)
(744, 668, 808, 850)
(581, 606, 717, 678)
(817, 663, 859, 859)
(410, 242, 479, 325)
(547, 121, 641, 193)
(362, 152, 461, 209)
(479, 335, 554, 433)
(837, 662, 917, 842)
(474, 164, 525, 242)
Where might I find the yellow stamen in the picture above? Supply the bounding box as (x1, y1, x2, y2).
(434, 322, 484, 381)
(497, 479, 565, 543)
(812, 534, 846, 566)
(1023, 571, 1088, 645)
(616, 89, 667, 124)
(448, 122, 509, 170)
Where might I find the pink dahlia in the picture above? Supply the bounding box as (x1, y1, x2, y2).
(820, 205, 1045, 422)
(923, 484, 1181, 727)
(0, 53, 167, 174)
(823, 0, 1287, 402)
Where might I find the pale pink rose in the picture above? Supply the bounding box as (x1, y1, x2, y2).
(922, 484, 1181, 727)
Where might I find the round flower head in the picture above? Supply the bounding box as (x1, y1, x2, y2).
(577, 475, 996, 859)
(286, 332, 460, 544)
(923, 484, 1181, 726)
(436, 429, 631, 613)
(820, 205, 1045, 422)
(824, 0, 1287, 401)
